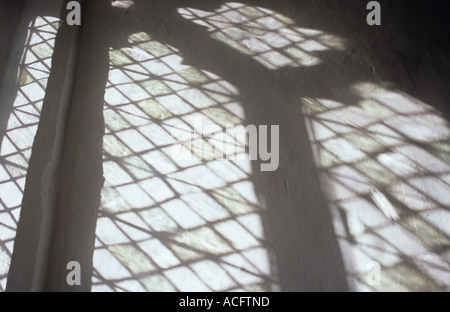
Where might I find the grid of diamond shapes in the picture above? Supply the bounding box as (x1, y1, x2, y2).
(92, 32, 278, 292)
(302, 83, 450, 291)
(0, 16, 60, 291)
(178, 2, 346, 70)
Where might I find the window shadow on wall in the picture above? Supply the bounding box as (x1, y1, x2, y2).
(76, 0, 351, 292)
(86, 0, 449, 291)
(5, 0, 450, 292)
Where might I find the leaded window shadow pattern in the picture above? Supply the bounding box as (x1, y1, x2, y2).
(176, 2, 450, 291)
(178, 2, 346, 70)
(92, 32, 279, 292)
(92, 2, 351, 292)
(302, 83, 450, 291)
(0, 16, 60, 291)
(90, 2, 450, 292)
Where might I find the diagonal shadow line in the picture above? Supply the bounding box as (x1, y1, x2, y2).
(99, 210, 276, 281)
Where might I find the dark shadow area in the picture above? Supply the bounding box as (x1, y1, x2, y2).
(0, 0, 27, 81)
(379, 0, 450, 120)
(0, 0, 29, 144)
(41, 0, 108, 291)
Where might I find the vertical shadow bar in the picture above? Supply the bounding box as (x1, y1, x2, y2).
(44, 0, 110, 291)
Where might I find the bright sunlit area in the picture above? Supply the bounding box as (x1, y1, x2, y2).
(178, 3, 346, 69)
(93, 30, 277, 292)
(302, 83, 450, 291)
(111, 0, 134, 9)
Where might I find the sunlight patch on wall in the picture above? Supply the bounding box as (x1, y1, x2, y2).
(301, 83, 450, 291)
(92, 32, 279, 292)
(0, 16, 60, 292)
(111, 0, 134, 9)
(178, 2, 346, 70)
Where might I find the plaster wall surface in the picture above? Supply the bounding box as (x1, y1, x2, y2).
(1, 0, 449, 292)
